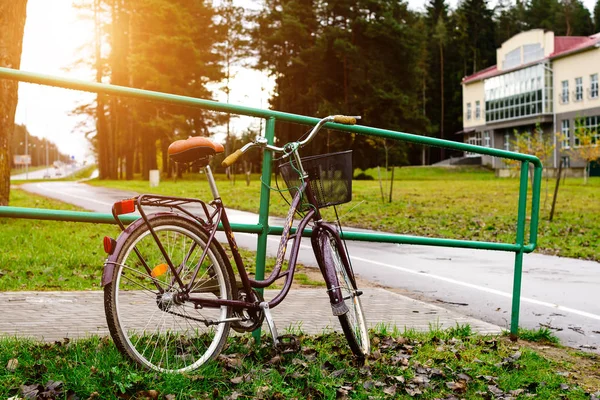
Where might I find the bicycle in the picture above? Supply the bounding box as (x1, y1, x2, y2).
(101, 115, 370, 373)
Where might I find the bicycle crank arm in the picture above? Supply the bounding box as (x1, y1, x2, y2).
(165, 309, 242, 326)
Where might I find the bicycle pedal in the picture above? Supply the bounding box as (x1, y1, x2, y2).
(275, 334, 300, 353)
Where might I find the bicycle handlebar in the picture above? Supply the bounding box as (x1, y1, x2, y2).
(221, 114, 359, 167)
(221, 149, 243, 168)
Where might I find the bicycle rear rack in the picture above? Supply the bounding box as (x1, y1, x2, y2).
(112, 194, 217, 232)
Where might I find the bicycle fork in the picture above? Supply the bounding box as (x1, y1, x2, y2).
(311, 225, 350, 317)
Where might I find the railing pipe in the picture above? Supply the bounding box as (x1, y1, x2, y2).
(0, 66, 543, 338)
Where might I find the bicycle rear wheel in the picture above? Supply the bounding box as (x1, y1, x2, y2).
(319, 231, 370, 358)
(104, 216, 234, 373)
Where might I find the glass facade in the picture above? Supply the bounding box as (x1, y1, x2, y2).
(484, 63, 553, 123)
(475, 101, 481, 119)
(466, 103, 472, 120)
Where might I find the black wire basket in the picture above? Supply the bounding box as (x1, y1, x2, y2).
(279, 150, 352, 210)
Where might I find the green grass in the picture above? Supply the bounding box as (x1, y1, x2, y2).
(509, 327, 561, 345)
(0, 190, 118, 291)
(0, 189, 323, 291)
(0, 328, 595, 399)
(87, 167, 600, 261)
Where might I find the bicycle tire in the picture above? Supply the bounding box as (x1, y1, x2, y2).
(104, 215, 234, 373)
(319, 231, 370, 358)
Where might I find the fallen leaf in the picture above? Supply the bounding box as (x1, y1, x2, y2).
(330, 369, 345, 378)
(165, 395, 176, 400)
(383, 385, 397, 396)
(405, 385, 422, 396)
(6, 358, 18, 372)
(446, 380, 467, 393)
(488, 385, 505, 396)
(20, 384, 42, 399)
(267, 355, 282, 365)
(230, 376, 244, 385)
(363, 380, 374, 390)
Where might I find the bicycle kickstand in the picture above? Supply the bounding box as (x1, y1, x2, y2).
(259, 302, 300, 353)
(259, 301, 279, 346)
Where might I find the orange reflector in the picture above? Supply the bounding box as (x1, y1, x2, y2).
(103, 236, 116, 254)
(114, 199, 136, 215)
(151, 263, 169, 278)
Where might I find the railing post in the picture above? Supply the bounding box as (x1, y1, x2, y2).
(510, 160, 529, 339)
(252, 117, 275, 341)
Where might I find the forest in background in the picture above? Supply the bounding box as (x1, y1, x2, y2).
(70, 0, 600, 179)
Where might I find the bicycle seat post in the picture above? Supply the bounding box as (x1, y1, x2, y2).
(204, 165, 220, 200)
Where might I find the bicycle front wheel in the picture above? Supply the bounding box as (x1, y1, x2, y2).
(104, 216, 234, 373)
(320, 231, 370, 358)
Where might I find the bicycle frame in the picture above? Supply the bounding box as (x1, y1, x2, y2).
(102, 161, 349, 317)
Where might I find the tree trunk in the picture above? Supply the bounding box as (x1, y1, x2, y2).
(0, 0, 28, 205)
(439, 42, 445, 160)
(94, 0, 109, 179)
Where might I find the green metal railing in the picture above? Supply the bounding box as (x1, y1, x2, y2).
(0, 67, 542, 336)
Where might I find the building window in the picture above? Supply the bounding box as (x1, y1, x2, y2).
(475, 101, 481, 119)
(484, 63, 552, 122)
(503, 47, 522, 70)
(561, 120, 570, 149)
(523, 43, 544, 64)
(465, 132, 482, 157)
(561, 80, 569, 104)
(574, 116, 600, 147)
(504, 133, 511, 151)
(483, 131, 491, 147)
(466, 103, 472, 120)
(575, 77, 583, 102)
(590, 74, 598, 99)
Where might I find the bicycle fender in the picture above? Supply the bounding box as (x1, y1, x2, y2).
(310, 225, 349, 316)
(101, 212, 184, 287)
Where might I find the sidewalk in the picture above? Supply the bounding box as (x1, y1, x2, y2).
(0, 288, 501, 342)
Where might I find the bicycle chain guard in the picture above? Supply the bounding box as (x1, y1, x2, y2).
(231, 289, 265, 333)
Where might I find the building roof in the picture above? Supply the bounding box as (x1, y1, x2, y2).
(463, 32, 600, 84)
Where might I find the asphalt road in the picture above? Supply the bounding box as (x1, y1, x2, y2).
(11, 164, 86, 181)
(17, 180, 600, 352)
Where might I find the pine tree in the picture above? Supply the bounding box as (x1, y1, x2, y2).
(595, 0, 600, 32)
(495, 0, 527, 45)
(0, 0, 28, 205)
(456, 0, 496, 75)
(557, 0, 594, 36)
(525, 0, 561, 31)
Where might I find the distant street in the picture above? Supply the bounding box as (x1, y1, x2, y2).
(17, 181, 600, 353)
(10, 164, 86, 181)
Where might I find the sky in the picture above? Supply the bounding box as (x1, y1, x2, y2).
(14, 0, 599, 162)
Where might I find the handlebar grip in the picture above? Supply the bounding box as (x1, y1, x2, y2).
(333, 115, 357, 125)
(222, 149, 243, 168)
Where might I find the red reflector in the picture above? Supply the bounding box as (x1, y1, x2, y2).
(103, 236, 116, 254)
(114, 199, 136, 215)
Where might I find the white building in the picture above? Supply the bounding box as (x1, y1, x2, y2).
(461, 29, 600, 175)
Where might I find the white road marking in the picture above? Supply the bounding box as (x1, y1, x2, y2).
(30, 184, 598, 322)
(34, 183, 114, 207)
(351, 255, 600, 321)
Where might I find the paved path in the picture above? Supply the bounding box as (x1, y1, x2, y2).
(16, 181, 600, 352)
(0, 289, 501, 342)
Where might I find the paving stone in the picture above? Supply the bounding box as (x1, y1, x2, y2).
(0, 288, 501, 342)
